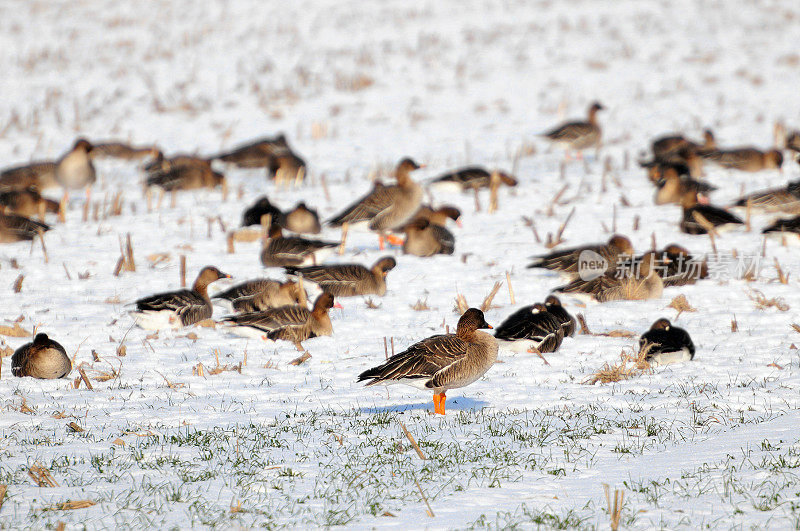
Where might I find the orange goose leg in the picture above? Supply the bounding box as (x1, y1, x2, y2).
(378, 234, 385, 250)
(433, 393, 447, 415)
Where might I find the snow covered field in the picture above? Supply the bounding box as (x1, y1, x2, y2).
(2, 0, 800, 527)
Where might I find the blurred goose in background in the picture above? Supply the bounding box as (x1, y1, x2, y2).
(494, 302, 565, 353)
(762, 216, 800, 239)
(774, 122, 800, 153)
(0, 212, 50, 243)
(212, 278, 306, 313)
(221, 292, 338, 342)
(542, 102, 604, 157)
(241, 195, 283, 227)
(213, 133, 296, 167)
(543, 295, 576, 337)
(655, 244, 708, 287)
(0, 188, 60, 219)
(279, 202, 322, 234)
(358, 308, 497, 415)
(555, 252, 664, 302)
(55, 138, 96, 202)
(284, 256, 396, 297)
(650, 129, 716, 163)
(733, 179, 800, 212)
(143, 153, 209, 173)
(328, 158, 423, 249)
(654, 170, 717, 205)
(131, 266, 230, 330)
(527, 234, 634, 277)
(89, 141, 160, 161)
(401, 218, 454, 257)
(146, 159, 225, 191)
(703, 147, 783, 172)
(0, 160, 58, 191)
(11, 333, 71, 379)
(639, 318, 695, 367)
(260, 225, 338, 267)
(680, 190, 743, 235)
(429, 166, 518, 191)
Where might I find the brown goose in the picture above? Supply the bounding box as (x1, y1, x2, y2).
(213, 278, 306, 312)
(11, 333, 71, 379)
(146, 160, 225, 191)
(703, 148, 783, 172)
(241, 196, 283, 227)
(0, 213, 50, 243)
(429, 166, 518, 191)
(284, 256, 396, 297)
(213, 134, 296, 168)
(542, 102, 604, 154)
(358, 308, 497, 415)
(268, 152, 306, 181)
(762, 216, 800, 237)
(55, 138, 96, 194)
(680, 191, 743, 235)
(0, 188, 60, 219)
(279, 202, 321, 234)
(260, 226, 338, 267)
(494, 302, 565, 353)
(527, 235, 634, 277)
(555, 252, 664, 302)
(651, 129, 716, 163)
(656, 245, 708, 287)
(639, 318, 695, 367)
(0, 161, 58, 191)
(143, 153, 209, 174)
(733, 180, 800, 212)
(787, 130, 800, 153)
(89, 142, 160, 161)
(328, 158, 423, 248)
(543, 295, 576, 337)
(654, 170, 717, 205)
(130, 266, 230, 330)
(401, 217, 455, 257)
(221, 292, 338, 342)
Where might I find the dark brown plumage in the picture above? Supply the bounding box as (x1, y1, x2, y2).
(528, 235, 634, 276)
(494, 303, 565, 353)
(284, 256, 397, 297)
(430, 166, 518, 191)
(260, 226, 338, 267)
(0, 212, 50, 243)
(0, 188, 59, 219)
(213, 278, 306, 312)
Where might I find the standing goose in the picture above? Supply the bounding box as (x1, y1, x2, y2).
(733, 180, 800, 212)
(543, 295, 576, 337)
(54, 138, 96, 201)
(527, 235, 634, 277)
(358, 308, 497, 415)
(703, 147, 783, 172)
(0, 213, 50, 243)
(279, 202, 322, 234)
(639, 318, 695, 367)
(260, 225, 338, 267)
(221, 292, 338, 342)
(680, 191, 743, 235)
(241, 196, 283, 227)
(0, 188, 60, 219)
(146, 160, 225, 191)
(284, 256, 396, 297)
(212, 278, 306, 312)
(11, 333, 71, 379)
(328, 158, 423, 249)
(429, 166, 518, 191)
(494, 303, 565, 353)
(131, 266, 231, 330)
(542, 102, 604, 156)
(555, 252, 664, 302)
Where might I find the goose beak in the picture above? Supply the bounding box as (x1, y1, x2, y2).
(334, 302, 343, 309)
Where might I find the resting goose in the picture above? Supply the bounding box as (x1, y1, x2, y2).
(11, 333, 71, 379)
(279, 202, 322, 234)
(328, 158, 423, 249)
(680, 191, 743, 235)
(555, 252, 664, 302)
(0, 188, 59, 219)
(527, 235, 634, 277)
(542, 102, 604, 155)
(654, 171, 717, 205)
(0, 213, 50, 243)
(212, 134, 298, 168)
(358, 308, 497, 415)
(284, 256, 396, 297)
(733, 180, 800, 212)
(213, 278, 306, 312)
(651, 130, 716, 164)
(494, 303, 565, 353)
(89, 142, 160, 161)
(703, 147, 783, 172)
(639, 318, 695, 367)
(401, 218, 454, 257)
(241, 196, 283, 227)
(221, 292, 338, 342)
(656, 245, 708, 287)
(131, 266, 230, 330)
(146, 160, 225, 191)
(260, 225, 338, 267)
(429, 166, 518, 192)
(543, 295, 576, 337)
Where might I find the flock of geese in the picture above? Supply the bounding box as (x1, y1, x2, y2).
(5, 103, 799, 414)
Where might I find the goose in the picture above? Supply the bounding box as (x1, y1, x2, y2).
(703, 147, 783, 172)
(279, 202, 322, 234)
(284, 256, 396, 297)
(654, 171, 717, 205)
(733, 180, 800, 212)
(542, 102, 604, 156)
(11, 333, 71, 379)
(212, 278, 306, 312)
(212, 134, 301, 169)
(328, 158, 423, 249)
(54, 138, 96, 201)
(131, 266, 230, 330)
(0, 161, 58, 191)
(494, 303, 564, 353)
(680, 191, 743, 235)
(358, 308, 497, 415)
(0, 213, 50, 243)
(429, 166, 518, 192)
(0, 188, 60, 219)
(401, 218, 454, 257)
(639, 318, 695, 367)
(655, 245, 708, 287)
(762, 216, 800, 240)
(651, 129, 716, 163)
(527, 235, 634, 278)
(89, 142, 160, 161)
(260, 225, 338, 267)
(146, 160, 225, 191)
(543, 295, 576, 337)
(220, 292, 338, 342)
(241, 196, 283, 227)
(143, 153, 209, 174)
(555, 252, 664, 302)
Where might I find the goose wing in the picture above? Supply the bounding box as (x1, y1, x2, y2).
(222, 306, 310, 332)
(328, 182, 398, 226)
(358, 334, 467, 385)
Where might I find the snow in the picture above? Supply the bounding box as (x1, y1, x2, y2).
(1, 0, 800, 528)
